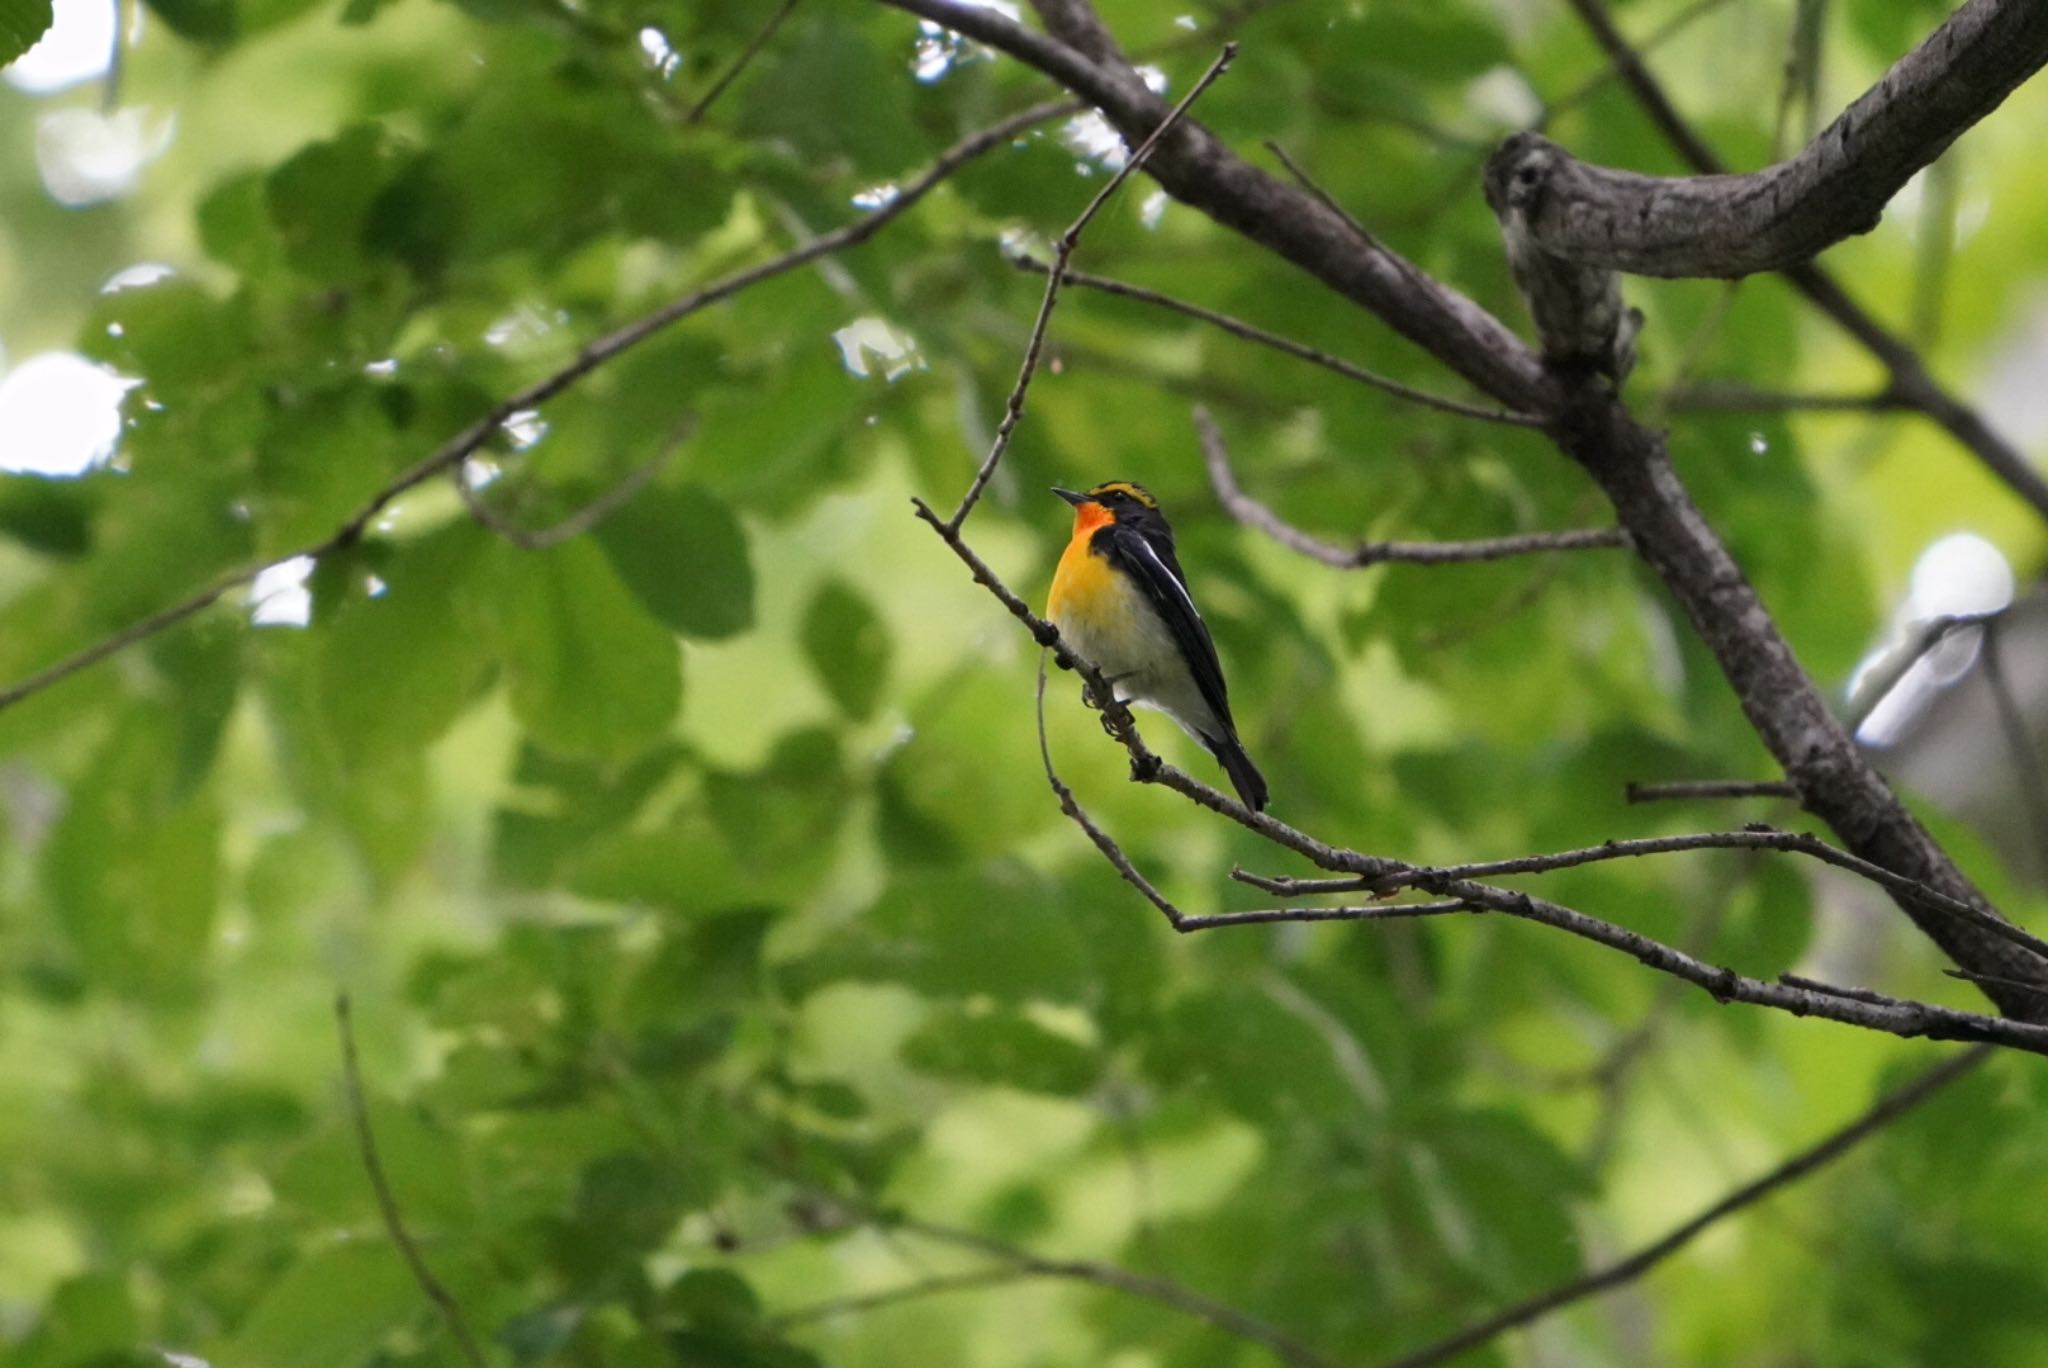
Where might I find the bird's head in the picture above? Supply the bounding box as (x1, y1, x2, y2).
(1052, 481, 1164, 536)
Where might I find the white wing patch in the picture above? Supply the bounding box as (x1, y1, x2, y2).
(1128, 535, 1203, 630)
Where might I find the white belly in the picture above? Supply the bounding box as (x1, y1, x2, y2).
(1052, 571, 1223, 745)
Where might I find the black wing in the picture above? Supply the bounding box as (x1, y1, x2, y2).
(1102, 521, 1239, 735)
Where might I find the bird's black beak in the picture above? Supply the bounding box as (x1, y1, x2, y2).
(1051, 486, 1088, 507)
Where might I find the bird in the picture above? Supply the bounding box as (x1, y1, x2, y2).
(1046, 480, 1268, 811)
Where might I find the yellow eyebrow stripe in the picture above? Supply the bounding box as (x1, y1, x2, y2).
(1087, 480, 1158, 508)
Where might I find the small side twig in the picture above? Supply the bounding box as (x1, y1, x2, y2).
(945, 43, 1236, 533)
(1263, 139, 1383, 252)
(1196, 407, 1625, 565)
(1980, 617, 2048, 882)
(883, 1211, 1345, 1368)
(1013, 258, 1540, 426)
(455, 419, 689, 552)
(1626, 779, 1799, 803)
(1661, 384, 1907, 414)
(1035, 654, 1191, 930)
(685, 0, 803, 123)
(1371, 1045, 1991, 1368)
(335, 995, 488, 1368)
(771, 1268, 1025, 1328)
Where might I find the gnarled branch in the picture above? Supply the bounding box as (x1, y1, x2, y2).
(1490, 0, 2048, 278)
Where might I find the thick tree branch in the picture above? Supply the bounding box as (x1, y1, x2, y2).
(1561, 0, 2048, 525)
(879, 0, 1558, 413)
(1373, 1045, 1991, 1368)
(1197, 407, 1625, 565)
(1493, 0, 2048, 278)
(0, 99, 1074, 715)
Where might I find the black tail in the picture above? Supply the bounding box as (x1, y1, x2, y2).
(1202, 730, 1269, 812)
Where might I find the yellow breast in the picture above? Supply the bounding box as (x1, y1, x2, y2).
(1048, 531, 1119, 629)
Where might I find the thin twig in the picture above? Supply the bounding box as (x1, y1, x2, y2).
(771, 1268, 1026, 1328)
(1662, 384, 1905, 414)
(1036, 654, 1192, 929)
(686, 0, 803, 123)
(1626, 779, 1799, 803)
(1945, 967, 2048, 999)
(1543, 0, 1738, 123)
(1779, 972, 1898, 1006)
(1180, 900, 1474, 930)
(1196, 407, 1624, 565)
(456, 419, 689, 552)
(883, 1212, 1346, 1368)
(1263, 139, 1384, 252)
(1013, 257, 1540, 425)
(334, 995, 488, 1368)
(945, 44, 1236, 533)
(1980, 617, 2048, 883)
(1371, 1046, 1991, 1368)
(1393, 829, 2048, 966)
(0, 99, 1075, 716)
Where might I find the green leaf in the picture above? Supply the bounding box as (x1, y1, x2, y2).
(218, 1240, 423, 1368)
(43, 707, 221, 997)
(801, 577, 891, 719)
(595, 484, 755, 641)
(0, 475, 95, 557)
(315, 523, 493, 764)
(493, 538, 683, 760)
(901, 1006, 1100, 1096)
(265, 125, 405, 280)
(0, 0, 52, 66)
(737, 15, 921, 175)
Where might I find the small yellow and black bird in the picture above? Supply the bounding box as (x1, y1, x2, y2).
(1047, 480, 1268, 811)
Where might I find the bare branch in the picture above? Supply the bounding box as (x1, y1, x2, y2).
(946, 44, 1236, 533)
(1560, 0, 2048, 525)
(335, 995, 488, 1368)
(881, 1211, 1346, 1368)
(1197, 408, 1624, 565)
(770, 1268, 1025, 1328)
(1262, 139, 1382, 252)
(1499, 0, 2048, 278)
(1980, 618, 2048, 882)
(0, 99, 1075, 716)
(1035, 654, 1192, 930)
(685, 0, 802, 124)
(1372, 1046, 1991, 1368)
(1012, 257, 1540, 426)
(455, 419, 688, 552)
(1626, 779, 1799, 803)
(1662, 384, 1906, 414)
(1946, 967, 2048, 1000)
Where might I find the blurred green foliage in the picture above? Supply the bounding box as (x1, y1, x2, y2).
(1, 0, 2046, 1364)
